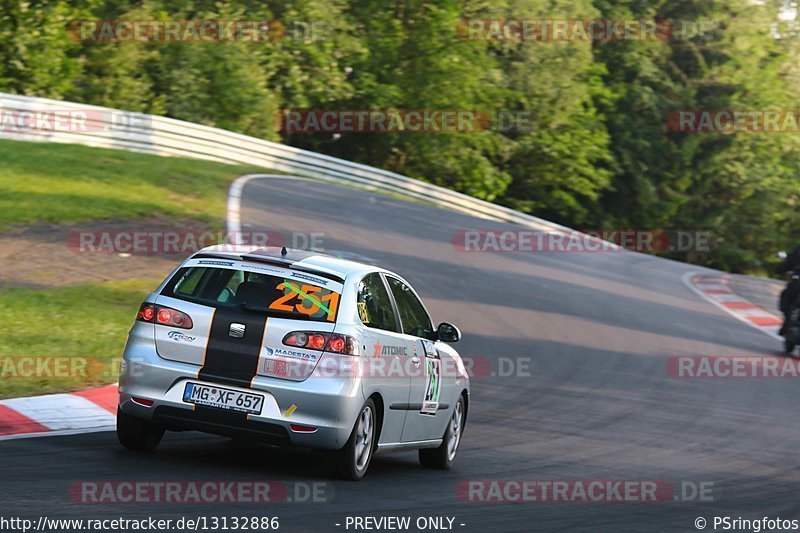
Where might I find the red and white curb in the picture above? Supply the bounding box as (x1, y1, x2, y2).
(683, 272, 782, 340)
(0, 384, 117, 441)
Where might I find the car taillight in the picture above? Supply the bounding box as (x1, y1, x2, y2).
(136, 303, 193, 329)
(309, 334, 326, 350)
(283, 331, 358, 355)
(139, 305, 154, 322)
(328, 336, 345, 352)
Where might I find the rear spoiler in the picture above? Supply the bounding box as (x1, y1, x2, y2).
(191, 253, 345, 283)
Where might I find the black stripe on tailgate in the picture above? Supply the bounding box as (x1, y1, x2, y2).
(199, 309, 268, 389)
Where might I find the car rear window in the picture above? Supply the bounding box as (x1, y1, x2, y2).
(163, 266, 340, 322)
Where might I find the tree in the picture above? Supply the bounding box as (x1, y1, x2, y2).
(0, 0, 82, 97)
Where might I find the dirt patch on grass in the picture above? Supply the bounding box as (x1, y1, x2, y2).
(0, 219, 220, 289)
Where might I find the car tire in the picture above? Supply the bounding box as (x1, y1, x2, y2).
(419, 396, 465, 470)
(786, 339, 797, 356)
(335, 399, 377, 481)
(116, 408, 165, 452)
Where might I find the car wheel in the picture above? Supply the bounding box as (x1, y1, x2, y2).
(116, 408, 165, 452)
(336, 399, 376, 481)
(419, 396, 464, 470)
(786, 339, 797, 356)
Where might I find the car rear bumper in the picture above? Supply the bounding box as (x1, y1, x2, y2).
(118, 342, 365, 450)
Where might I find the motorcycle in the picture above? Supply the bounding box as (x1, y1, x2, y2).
(778, 252, 800, 356)
(784, 279, 800, 356)
(783, 272, 800, 356)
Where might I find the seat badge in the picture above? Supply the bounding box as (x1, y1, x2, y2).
(229, 323, 246, 338)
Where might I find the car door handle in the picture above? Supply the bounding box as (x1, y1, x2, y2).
(411, 357, 421, 366)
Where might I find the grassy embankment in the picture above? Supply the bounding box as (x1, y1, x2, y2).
(0, 139, 266, 397)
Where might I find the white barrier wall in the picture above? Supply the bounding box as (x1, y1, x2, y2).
(0, 92, 566, 232)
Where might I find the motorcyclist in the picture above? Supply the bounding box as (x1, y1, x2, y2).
(779, 247, 800, 336)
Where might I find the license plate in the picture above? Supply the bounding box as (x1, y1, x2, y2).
(183, 383, 264, 415)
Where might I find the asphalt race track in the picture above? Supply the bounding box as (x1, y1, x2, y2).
(2, 177, 798, 532)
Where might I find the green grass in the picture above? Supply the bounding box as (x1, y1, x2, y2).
(0, 279, 159, 398)
(0, 139, 266, 229)
(0, 138, 276, 397)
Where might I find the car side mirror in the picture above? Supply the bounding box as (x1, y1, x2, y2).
(437, 322, 461, 343)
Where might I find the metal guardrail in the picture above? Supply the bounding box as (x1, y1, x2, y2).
(0, 92, 568, 232)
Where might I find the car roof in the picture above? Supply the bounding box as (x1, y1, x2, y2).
(191, 245, 382, 280)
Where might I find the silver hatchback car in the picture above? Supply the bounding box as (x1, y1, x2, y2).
(117, 245, 469, 479)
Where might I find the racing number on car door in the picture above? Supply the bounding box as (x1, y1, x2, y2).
(420, 350, 442, 415)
